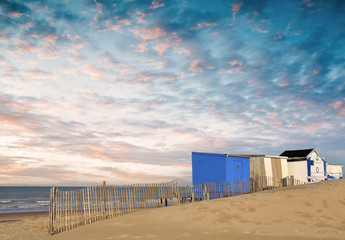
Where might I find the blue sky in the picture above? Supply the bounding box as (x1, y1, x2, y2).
(0, 0, 344, 185)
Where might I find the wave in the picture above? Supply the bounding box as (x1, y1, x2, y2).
(35, 200, 50, 204)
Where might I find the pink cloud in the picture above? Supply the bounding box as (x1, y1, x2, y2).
(119, 66, 132, 77)
(11, 39, 36, 53)
(228, 60, 243, 67)
(269, 120, 283, 126)
(94, 0, 102, 7)
(0, 32, 7, 43)
(232, 2, 243, 20)
(6, 102, 31, 111)
(8, 12, 23, 18)
(312, 68, 320, 76)
(154, 42, 170, 55)
(279, 80, 289, 87)
(59, 64, 76, 76)
(83, 63, 104, 78)
(177, 48, 191, 56)
(159, 73, 175, 82)
(45, 34, 58, 44)
(303, 0, 315, 8)
(136, 11, 147, 24)
(149, 0, 165, 10)
(83, 144, 106, 152)
(188, 60, 202, 73)
(304, 123, 321, 134)
(24, 68, 56, 80)
(99, 18, 131, 32)
(340, 108, 345, 115)
(191, 22, 217, 30)
(136, 41, 148, 52)
(131, 27, 166, 40)
(228, 60, 243, 74)
(136, 72, 153, 83)
(170, 163, 192, 168)
(37, 47, 61, 60)
(331, 100, 343, 109)
(112, 142, 131, 151)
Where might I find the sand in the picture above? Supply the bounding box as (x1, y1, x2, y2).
(0, 212, 49, 240)
(2, 179, 345, 240)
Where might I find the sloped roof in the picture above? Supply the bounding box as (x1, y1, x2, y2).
(279, 149, 314, 158)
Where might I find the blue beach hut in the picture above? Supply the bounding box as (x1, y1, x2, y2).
(192, 152, 251, 198)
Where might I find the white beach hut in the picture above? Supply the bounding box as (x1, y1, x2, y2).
(280, 149, 326, 183)
(326, 163, 343, 179)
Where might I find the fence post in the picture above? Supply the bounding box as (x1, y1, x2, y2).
(49, 187, 56, 235)
(290, 176, 295, 186)
(103, 181, 106, 219)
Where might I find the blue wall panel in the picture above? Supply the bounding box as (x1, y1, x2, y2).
(192, 152, 250, 185)
(192, 152, 226, 185)
(225, 156, 250, 181)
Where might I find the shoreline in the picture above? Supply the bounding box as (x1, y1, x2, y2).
(0, 211, 48, 219)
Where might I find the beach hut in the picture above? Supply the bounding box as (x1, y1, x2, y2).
(192, 152, 250, 185)
(192, 152, 251, 198)
(280, 149, 327, 183)
(326, 163, 343, 179)
(237, 154, 289, 187)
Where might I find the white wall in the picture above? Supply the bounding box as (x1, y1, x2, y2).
(327, 164, 343, 178)
(307, 150, 326, 182)
(288, 161, 308, 183)
(264, 157, 273, 177)
(281, 158, 289, 178)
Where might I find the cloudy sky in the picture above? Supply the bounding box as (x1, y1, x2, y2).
(1, 0, 344, 186)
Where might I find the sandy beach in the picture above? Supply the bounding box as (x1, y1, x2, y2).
(0, 212, 49, 240)
(2, 179, 345, 240)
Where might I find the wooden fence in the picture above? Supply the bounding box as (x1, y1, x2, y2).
(49, 176, 306, 235)
(179, 176, 306, 202)
(48, 180, 179, 235)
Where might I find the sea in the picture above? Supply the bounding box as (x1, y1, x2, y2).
(0, 186, 82, 214)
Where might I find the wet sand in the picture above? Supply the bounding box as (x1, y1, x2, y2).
(2, 179, 345, 240)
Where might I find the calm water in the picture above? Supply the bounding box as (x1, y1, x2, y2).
(0, 186, 83, 214)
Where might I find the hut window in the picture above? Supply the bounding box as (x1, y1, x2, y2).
(311, 160, 314, 166)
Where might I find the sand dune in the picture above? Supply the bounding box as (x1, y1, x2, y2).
(50, 179, 345, 240)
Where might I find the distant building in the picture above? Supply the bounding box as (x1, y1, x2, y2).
(280, 149, 326, 183)
(326, 163, 343, 179)
(192, 149, 342, 188)
(192, 152, 250, 185)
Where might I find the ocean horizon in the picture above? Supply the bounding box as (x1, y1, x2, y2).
(0, 186, 84, 214)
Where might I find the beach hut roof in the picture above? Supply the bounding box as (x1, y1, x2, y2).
(279, 149, 314, 158)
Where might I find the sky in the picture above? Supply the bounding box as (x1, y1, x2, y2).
(0, 0, 344, 186)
